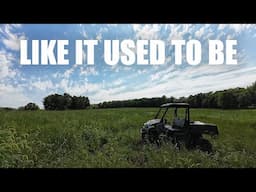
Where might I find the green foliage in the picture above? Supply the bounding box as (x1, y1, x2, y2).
(0, 107, 15, 111)
(24, 102, 40, 110)
(217, 91, 238, 109)
(98, 95, 173, 108)
(0, 108, 256, 167)
(18, 106, 25, 110)
(98, 81, 256, 109)
(43, 93, 90, 110)
(0, 128, 35, 167)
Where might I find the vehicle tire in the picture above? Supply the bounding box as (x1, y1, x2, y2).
(148, 130, 159, 145)
(141, 133, 147, 144)
(185, 134, 196, 150)
(197, 138, 212, 153)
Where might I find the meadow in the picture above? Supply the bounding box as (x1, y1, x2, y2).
(0, 108, 255, 168)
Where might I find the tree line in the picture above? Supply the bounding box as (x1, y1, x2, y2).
(97, 81, 256, 109)
(18, 93, 90, 110)
(43, 93, 90, 110)
(16, 81, 256, 110)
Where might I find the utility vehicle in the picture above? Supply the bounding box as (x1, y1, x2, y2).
(141, 103, 218, 152)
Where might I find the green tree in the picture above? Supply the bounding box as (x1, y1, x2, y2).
(218, 91, 238, 109)
(236, 90, 248, 108)
(43, 93, 90, 110)
(24, 103, 40, 110)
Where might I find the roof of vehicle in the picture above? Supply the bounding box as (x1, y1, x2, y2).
(160, 103, 190, 108)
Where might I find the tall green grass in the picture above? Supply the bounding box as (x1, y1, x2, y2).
(0, 108, 255, 167)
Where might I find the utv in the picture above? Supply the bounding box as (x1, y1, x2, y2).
(141, 103, 218, 152)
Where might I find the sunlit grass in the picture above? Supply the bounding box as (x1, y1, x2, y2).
(0, 108, 255, 167)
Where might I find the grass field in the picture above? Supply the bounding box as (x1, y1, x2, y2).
(0, 108, 255, 168)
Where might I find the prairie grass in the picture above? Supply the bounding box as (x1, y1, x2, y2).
(0, 108, 255, 168)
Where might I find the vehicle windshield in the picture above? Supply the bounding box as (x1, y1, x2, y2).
(155, 107, 187, 125)
(175, 108, 187, 120)
(155, 108, 166, 119)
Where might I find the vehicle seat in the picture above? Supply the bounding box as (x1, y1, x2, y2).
(173, 118, 185, 128)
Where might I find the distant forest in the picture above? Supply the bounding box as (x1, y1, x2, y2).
(97, 81, 256, 109)
(2, 81, 256, 111)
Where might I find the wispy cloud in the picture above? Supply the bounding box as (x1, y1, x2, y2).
(58, 78, 100, 96)
(219, 24, 255, 33)
(96, 32, 102, 42)
(0, 24, 26, 51)
(132, 24, 161, 40)
(0, 50, 16, 79)
(0, 24, 256, 107)
(0, 83, 30, 108)
(31, 79, 55, 91)
(80, 66, 99, 77)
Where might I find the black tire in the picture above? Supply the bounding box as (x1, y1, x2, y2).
(141, 133, 148, 144)
(148, 133, 157, 143)
(185, 134, 196, 150)
(148, 130, 161, 146)
(197, 138, 213, 153)
(141, 132, 145, 140)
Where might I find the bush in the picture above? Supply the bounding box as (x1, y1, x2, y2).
(24, 103, 40, 110)
(18, 106, 25, 110)
(43, 93, 90, 110)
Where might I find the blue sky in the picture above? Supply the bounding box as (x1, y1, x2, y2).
(1, 24, 256, 108)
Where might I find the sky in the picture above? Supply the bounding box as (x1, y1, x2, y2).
(1, 24, 256, 108)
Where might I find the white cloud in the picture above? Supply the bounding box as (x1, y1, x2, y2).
(96, 33, 102, 42)
(112, 79, 123, 86)
(88, 63, 256, 104)
(54, 61, 94, 81)
(0, 83, 30, 108)
(110, 63, 134, 73)
(52, 72, 59, 78)
(228, 24, 252, 33)
(150, 65, 175, 81)
(59, 79, 100, 96)
(81, 30, 88, 39)
(218, 24, 255, 34)
(63, 67, 75, 78)
(100, 27, 109, 33)
(218, 24, 226, 30)
(63, 64, 79, 78)
(0, 24, 26, 51)
(146, 65, 256, 98)
(89, 85, 127, 103)
(79, 66, 98, 77)
(107, 24, 118, 27)
(195, 26, 205, 38)
(31, 79, 55, 91)
(23, 62, 256, 105)
(0, 50, 16, 79)
(168, 24, 193, 41)
(137, 69, 147, 75)
(132, 24, 161, 40)
(2, 24, 256, 107)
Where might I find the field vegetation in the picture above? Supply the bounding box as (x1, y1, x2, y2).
(0, 108, 255, 168)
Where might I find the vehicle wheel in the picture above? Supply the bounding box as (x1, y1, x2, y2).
(148, 130, 160, 146)
(141, 133, 147, 144)
(184, 134, 196, 150)
(197, 138, 212, 153)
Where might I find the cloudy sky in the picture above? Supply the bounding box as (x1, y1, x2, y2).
(1, 24, 256, 108)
